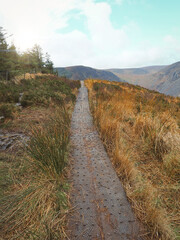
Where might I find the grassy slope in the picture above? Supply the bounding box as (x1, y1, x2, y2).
(85, 79, 180, 240)
(0, 75, 80, 239)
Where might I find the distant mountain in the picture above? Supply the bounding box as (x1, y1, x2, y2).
(108, 65, 166, 76)
(107, 66, 166, 87)
(55, 63, 180, 97)
(55, 66, 124, 82)
(108, 63, 180, 97)
(150, 62, 180, 97)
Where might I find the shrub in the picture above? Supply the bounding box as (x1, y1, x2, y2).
(0, 75, 80, 107)
(0, 103, 16, 119)
(0, 82, 20, 103)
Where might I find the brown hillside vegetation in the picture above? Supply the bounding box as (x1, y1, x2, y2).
(85, 79, 180, 240)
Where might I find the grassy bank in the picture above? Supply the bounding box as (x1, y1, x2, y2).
(0, 75, 80, 239)
(85, 79, 180, 240)
(0, 75, 79, 119)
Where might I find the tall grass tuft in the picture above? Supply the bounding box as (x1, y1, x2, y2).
(28, 106, 70, 178)
(0, 174, 69, 239)
(0, 106, 71, 239)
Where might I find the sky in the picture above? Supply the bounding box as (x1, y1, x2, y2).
(1, 0, 180, 68)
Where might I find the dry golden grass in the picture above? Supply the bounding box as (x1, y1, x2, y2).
(14, 73, 50, 83)
(1, 172, 68, 239)
(85, 79, 180, 240)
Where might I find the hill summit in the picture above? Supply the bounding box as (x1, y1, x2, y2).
(55, 65, 124, 82)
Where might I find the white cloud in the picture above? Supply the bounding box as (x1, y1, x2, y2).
(1, 0, 81, 50)
(46, 30, 94, 66)
(80, 1, 129, 52)
(0, 0, 180, 68)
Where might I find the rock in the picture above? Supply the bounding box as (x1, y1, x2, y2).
(0, 131, 29, 151)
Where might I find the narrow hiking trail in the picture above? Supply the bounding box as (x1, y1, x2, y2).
(67, 81, 142, 240)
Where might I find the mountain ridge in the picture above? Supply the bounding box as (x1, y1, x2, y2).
(108, 65, 166, 75)
(55, 62, 180, 97)
(150, 61, 180, 97)
(55, 65, 124, 82)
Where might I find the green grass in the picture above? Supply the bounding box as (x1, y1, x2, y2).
(0, 103, 17, 119)
(0, 107, 71, 239)
(0, 74, 80, 239)
(0, 75, 80, 112)
(28, 106, 70, 177)
(0, 75, 80, 122)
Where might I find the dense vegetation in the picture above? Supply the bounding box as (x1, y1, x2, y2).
(0, 75, 80, 239)
(85, 79, 180, 240)
(0, 75, 78, 119)
(0, 27, 54, 81)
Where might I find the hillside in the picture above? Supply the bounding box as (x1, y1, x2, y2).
(108, 65, 166, 76)
(108, 63, 180, 97)
(85, 79, 180, 240)
(107, 65, 167, 90)
(150, 61, 180, 96)
(55, 65, 124, 82)
(55, 62, 180, 96)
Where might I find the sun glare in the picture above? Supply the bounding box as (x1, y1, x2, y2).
(15, 28, 40, 52)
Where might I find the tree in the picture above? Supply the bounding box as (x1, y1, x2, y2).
(0, 26, 54, 80)
(0, 27, 20, 79)
(29, 44, 44, 73)
(43, 52, 54, 74)
(7, 43, 20, 78)
(19, 52, 31, 77)
(0, 27, 9, 79)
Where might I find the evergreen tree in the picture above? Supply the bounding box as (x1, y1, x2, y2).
(0, 27, 19, 79)
(7, 43, 19, 78)
(0, 27, 54, 80)
(20, 51, 32, 74)
(0, 27, 9, 79)
(43, 52, 54, 74)
(29, 44, 44, 73)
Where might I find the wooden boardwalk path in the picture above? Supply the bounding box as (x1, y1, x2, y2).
(67, 81, 142, 240)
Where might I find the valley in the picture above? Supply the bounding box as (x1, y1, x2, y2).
(55, 62, 180, 97)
